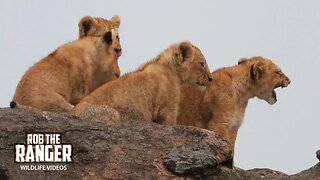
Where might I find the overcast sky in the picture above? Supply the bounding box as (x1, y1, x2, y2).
(1, 0, 319, 175)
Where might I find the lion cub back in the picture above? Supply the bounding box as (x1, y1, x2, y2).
(72, 41, 212, 125)
(12, 31, 117, 112)
(11, 15, 122, 112)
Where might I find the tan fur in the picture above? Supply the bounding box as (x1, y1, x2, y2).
(12, 15, 122, 112)
(12, 31, 119, 112)
(72, 41, 212, 125)
(78, 15, 122, 57)
(177, 57, 291, 152)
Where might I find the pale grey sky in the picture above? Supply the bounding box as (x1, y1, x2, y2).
(1, 0, 319, 175)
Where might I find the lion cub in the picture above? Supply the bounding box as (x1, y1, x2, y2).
(72, 41, 212, 125)
(11, 30, 120, 112)
(77, 15, 122, 87)
(11, 16, 122, 112)
(178, 57, 291, 152)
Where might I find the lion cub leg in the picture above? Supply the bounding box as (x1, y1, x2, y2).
(11, 93, 74, 112)
(207, 120, 235, 168)
(207, 121, 230, 144)
(156, 107, 178, 125)
(46, 93, 75, 112)
(229, 128, 239, 153)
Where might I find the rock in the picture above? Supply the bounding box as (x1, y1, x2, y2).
(0, 108, 232, 179)
(246, 168, 288, 179)
(291, 163, 320, 179)
(288, 150, 320, 179)
(163, 149, 218, 175)
(0, 108, 319, 179)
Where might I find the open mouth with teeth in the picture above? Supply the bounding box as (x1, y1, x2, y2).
(197, 81, 206, 87)
(196, 82, 207, 91)
(272, 83, 287, 102)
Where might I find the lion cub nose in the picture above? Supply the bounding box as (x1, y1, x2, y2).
(114, 72, 120, 78)
(283, 76, 291, 87)
(114, 48, 122, 56)
(208, 77, 213, 82)
(287, 77, 291, 85)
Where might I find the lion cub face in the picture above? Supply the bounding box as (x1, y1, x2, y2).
(239, 57, 291, 104)
(96, 31, 122, 80)
(79, 15, 122, 57)
(79, 15, 122, 79)
(178, 42, 212, 90)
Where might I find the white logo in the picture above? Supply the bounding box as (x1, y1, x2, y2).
(15, 133, 72, 163)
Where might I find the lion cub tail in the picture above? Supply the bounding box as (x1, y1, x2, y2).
(10, 101, 17, 108)
(10, 101, 34, 110)
(10, 101, 25, 109)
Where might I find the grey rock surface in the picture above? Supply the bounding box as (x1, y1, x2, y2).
(0, 108, 319, 179)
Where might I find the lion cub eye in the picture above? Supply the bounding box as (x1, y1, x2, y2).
(200, 62, 205, 67)
(116, 35, 120, 41)
(275, 71, 281, 75)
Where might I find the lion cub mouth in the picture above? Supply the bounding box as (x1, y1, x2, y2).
(272, 83, 287, 101)
(196, 82, 207, 91)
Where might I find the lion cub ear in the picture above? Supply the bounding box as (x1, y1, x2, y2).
(79, 16, 96, 38)
(103, 31, 113, 45)
(251, 62, 265, 80)
(238, 58, 248, 65)
(110, 15, 121, 28)
(179, 41, 193, 62)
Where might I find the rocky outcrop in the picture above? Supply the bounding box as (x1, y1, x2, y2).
(0, 108, 319, 179)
